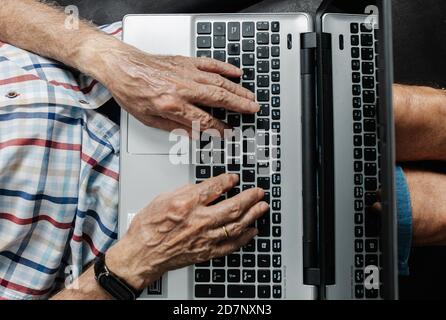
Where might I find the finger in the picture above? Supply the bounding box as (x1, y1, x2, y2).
(187, 173, 239, 205)
(207, 201, 269, 240)
(193, 57, 243, 78)
(212, 228, 258, 258)
(188, 85, 260, 114)
(161, 102, 230, 136)
(207, 187, 265, 227)
(194, 71, 255, 101)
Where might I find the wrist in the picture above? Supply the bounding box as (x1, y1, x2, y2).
(74, 33, 125, 87)
(105, 238, 163, 292)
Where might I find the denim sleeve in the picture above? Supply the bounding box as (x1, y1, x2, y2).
(395, 166, 413, 276)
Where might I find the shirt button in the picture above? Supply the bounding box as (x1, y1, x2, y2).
(6, 91, 20, 99)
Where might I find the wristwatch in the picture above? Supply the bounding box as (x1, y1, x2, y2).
(94, 255, 142, 300)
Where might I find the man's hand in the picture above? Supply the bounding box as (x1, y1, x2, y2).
(0, 0, 259, 136)
(94, 44, 259, 135)
(105, 174, 268, 291)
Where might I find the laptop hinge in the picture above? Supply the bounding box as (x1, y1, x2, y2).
(300, 32, 321, 287)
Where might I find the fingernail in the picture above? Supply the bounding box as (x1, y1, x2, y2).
(259, 202, 269, 211)
(231, 173, 240, 182)
(251, 102, 260, 112)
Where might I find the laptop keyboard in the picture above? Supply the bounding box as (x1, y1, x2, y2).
(350, 22, 382, 299)
(194, 20, 283, 299)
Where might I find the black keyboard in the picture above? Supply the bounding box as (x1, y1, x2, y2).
(194, 20, 283, 299)
(350, 22, 382, 300)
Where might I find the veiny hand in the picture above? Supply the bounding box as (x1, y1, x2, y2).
(99, 42, 259, 135)
(106, 174, 269, 290)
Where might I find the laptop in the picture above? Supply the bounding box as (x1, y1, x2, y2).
(118, 0, 398, 300)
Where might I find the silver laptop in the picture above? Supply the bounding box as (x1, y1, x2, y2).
(118, 0, 397, 300)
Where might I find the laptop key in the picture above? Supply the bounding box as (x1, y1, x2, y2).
(228, 285, 255, 298)
(257, 61, 270, 73)
(361, 34, 373, 46)
(228, 254, 241, 267)
(197, 36, 211, 48)
(195, 285, 225, 298)
(273, 270, 282, 283)
(242, 53, 255, 65)
(197, 22, 211, 34)
(272, 239, 281, 252)
(271, 46, 280, 57)
(271, 34, 280, 45)
(271, 21, 280, 32)
(242, 254, 255, 267)
(365, 289, 379, 299)
(257, 214, 270, 237)
(228, 43, 240, 55)
(258, 239, 270, 252)
(242, 68, 255, 80)
(257, 177, 270, 190)
(258, 286, 271, 298)
(256, 32, 269, 45)
(213, 36, 226, 50)
(365, 209, 381, 237)
(355, 254, 364, 268)
(228, 22, 240, 41)
(195, 269, 210, 282)
(242, 22, 255, 37)
(196, 166, 210, 179)
(258, 255, 271, 268)
(272, 286, 282, 298)
(212, 269, 225, 283)
(257, 46, 269, 59)
(242, 82, 255, 93)
(350, 23, 359, 34)
(213, 50, 226, 62)
(197, 50, 212, 58)
(242, 39, 255, 52)
(242, 270, 256, 283)
(272, 254, 281, 267)
(213, 22, 226, 36)
(227, 269, 241, 283)
(257, 21, 269, 30)
(242, 170, 255, 183)
(257, 89, 270, 102)
(258, 270, 271, 283)
(243, 239, 255, 252)
(212, 257, 226, 267)
(365, 239, 379, 253)
(355, 285, 364, 299)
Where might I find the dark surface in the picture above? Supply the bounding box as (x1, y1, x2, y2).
(58, 0, 446, 299)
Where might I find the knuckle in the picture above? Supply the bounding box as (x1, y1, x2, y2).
(211, 89, 229, 104)
(230, 223, 243, 236)
(169, 198, 190, 211)
(212, 75, 226, 87)
(229, 201, 242, 218)
(198, 112, 215, 130)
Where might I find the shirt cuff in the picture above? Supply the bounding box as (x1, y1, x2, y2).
(395, 166, 413, 276)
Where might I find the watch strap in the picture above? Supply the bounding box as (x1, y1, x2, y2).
(94, 255, 142, 300)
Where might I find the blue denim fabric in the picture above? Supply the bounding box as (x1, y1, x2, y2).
(395, 166, 413, 276)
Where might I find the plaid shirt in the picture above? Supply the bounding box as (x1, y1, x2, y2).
(0, 22, 123, 299)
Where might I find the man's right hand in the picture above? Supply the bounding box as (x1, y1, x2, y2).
(105, 174, 269, 291)
(88, 39, 259, 135)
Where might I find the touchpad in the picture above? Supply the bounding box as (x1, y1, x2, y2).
(127, 115, 184, 155)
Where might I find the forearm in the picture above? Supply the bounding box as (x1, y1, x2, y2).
(394, 84, 446, 162)
(0, 0, 121, 86)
